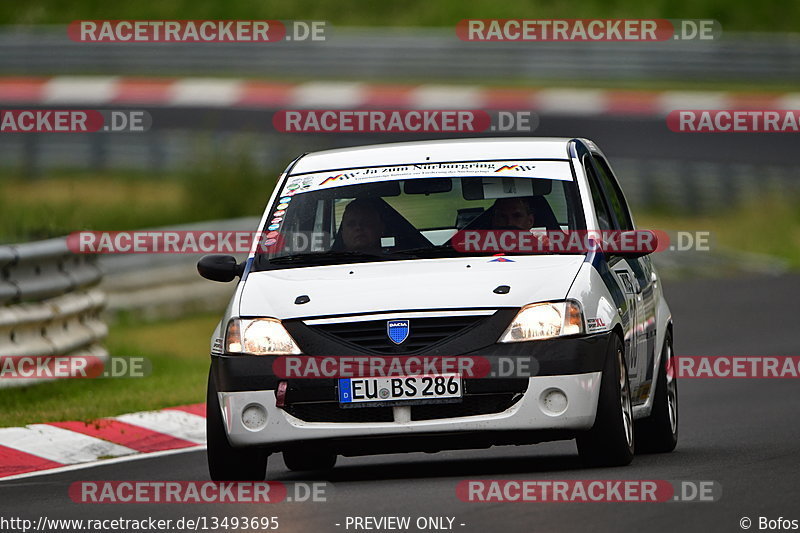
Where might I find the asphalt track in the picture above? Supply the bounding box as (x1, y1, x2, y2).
(150, 107, 798, 165)
(1, 274, 798, 533)
(7, 104, 796, 166)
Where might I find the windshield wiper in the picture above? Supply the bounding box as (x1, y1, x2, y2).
(268, 251, 384, 266)
(384, 244, 462, 258)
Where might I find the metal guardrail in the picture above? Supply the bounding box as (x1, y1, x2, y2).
(0, 238, 102, 304)
(98, 218, 257, 320)
(0, 27, 799, 82)
(0, 239, 107, 388)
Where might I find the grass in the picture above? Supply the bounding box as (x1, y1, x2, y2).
(637, 194, 800, 268)
(0, 313, 218, 427)
(1, 175, 188, 242)
(0, 162, 278, 243)
(1, 0, 798, 33)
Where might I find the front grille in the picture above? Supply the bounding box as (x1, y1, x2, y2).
(311, 315, 488, 354)
(283, 393, 522, 423)
(411, 393, 521, 421)
(284, 403, 394, 422)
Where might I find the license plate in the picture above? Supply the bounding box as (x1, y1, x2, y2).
(338, 374, 462, 406)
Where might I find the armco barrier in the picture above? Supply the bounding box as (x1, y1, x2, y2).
(0, 238, 102, 304)
(0, 238, 107, 388)
(98, 217, 257, 320)
(1, 27, 799, 83)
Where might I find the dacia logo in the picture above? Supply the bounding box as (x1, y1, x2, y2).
(387, 320, 410, 345)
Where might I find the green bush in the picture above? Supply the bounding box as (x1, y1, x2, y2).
(1, 0, 797, 33)
(181, 139, 278, 221)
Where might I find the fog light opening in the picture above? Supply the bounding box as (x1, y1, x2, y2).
(540, 388, 568, 416)
(241, 403, 268, 431)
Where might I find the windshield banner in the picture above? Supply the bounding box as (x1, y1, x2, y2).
(283, 160, 572, 194)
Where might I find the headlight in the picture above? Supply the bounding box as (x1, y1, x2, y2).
(498, 300, 585, 343)
(225, 318, 301, 355)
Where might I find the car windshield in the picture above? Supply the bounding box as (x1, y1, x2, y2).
(252, 160, 585, 270)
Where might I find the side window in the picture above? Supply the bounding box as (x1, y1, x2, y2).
(592, 156, 634, 231)
(583, 156, 612, 231)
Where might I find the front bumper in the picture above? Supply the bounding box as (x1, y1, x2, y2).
(211, 331, 612, 392)
(219, 372, 602, 453)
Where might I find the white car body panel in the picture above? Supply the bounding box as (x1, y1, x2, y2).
(239, 255, 585, 320)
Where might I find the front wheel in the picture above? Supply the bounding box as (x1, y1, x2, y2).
(635, 331, 678, 453)
(576, 334, 634, 467)
(206, 371, 269, 481)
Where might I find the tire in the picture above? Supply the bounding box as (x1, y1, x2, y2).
(206, 371, 269, 481)
(635, 331, 678, 453)
(576, 333, 635, 467)
(283, 446, 337, 472)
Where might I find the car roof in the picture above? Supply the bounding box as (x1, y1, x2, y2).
(289, 137, 575, 175)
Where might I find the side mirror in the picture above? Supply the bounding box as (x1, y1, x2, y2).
(197, 255, 244, 282)
(609, 230, 660, 258)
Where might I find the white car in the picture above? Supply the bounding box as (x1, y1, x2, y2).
(198, 137, 678, 480)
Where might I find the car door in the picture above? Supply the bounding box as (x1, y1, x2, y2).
(590, 154, 657, 405)
(582, 155, 640, 389)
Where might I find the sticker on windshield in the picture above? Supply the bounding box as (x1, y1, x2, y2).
(283, 160, 572, 194)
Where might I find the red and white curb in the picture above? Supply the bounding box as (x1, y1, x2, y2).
(0, 76, 798, 116)
(0, 403, 206, 480)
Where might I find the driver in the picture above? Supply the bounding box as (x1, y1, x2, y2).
(339, 198, 385, 253)
(490, 197, 556, 254)
(491, 197, 535, 230)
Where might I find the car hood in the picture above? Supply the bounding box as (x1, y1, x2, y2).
(238, 255, 585, 319)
